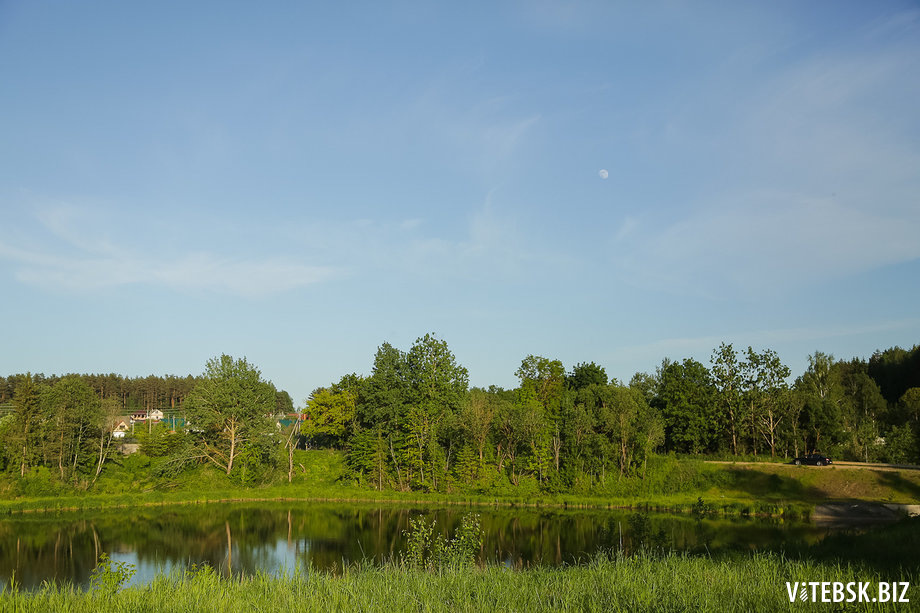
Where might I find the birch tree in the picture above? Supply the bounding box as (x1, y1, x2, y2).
(185, 355, 276, 476)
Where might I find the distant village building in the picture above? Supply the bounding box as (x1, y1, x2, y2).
(130, 408, 164, 423)
(112, 418, 131, 439)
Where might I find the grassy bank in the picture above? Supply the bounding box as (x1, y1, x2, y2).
(1, 451, 918, 517)
(2, 552, 917, 612)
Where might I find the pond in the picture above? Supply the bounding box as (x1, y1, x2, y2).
(0, 502, 844, 591)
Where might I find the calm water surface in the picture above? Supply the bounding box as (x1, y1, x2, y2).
(0, 502, 840, 590)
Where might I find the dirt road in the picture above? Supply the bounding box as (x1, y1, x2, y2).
(704, 460, 920, 472)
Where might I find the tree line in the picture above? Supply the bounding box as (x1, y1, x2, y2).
(0, 373, 200, 414)
(0, 365, 293, 486)
(0, 337, 917, 491)
(303, 336, 920, 492)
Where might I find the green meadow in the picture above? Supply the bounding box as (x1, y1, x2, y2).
(3, 450, 918, 518)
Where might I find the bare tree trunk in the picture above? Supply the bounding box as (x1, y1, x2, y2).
(226, 421, 237, 475)
(95, 432, 105, 478)
(94, 428, 114, 482)
(59, 431, 65, 480)
(728, 407, 738, 455)
(750, 400, 757, 456)
(20, 420, 30, 477)
(285, 419, 299, 483)
(72, 426, 85, 484)
(417, 438, 425, 485)
(388, 437, 404, 490)
(552, 433, 562, 472)
(620, 439, 628, 475)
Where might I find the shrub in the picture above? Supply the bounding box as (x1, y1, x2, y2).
(402, 513, 482, 571)
(89, 553, 136, 596)
(14, 466, 65, 497)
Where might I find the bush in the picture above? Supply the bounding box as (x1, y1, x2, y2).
(402, 513, 482, 571)
(89, 553, 136, 596)
(14, 466, 65, 497)
(141, 425, 189, 458)
(883, 424, 919, 464)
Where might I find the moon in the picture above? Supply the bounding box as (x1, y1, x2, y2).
(598, 169, 609, 179)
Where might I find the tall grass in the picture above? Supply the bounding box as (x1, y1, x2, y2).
(2, 553, 915, 612)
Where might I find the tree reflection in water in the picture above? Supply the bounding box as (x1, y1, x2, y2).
(0, 503, 834, 590)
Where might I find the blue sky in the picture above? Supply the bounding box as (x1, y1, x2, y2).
(1, 1, 918, 404)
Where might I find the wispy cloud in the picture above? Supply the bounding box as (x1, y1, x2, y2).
(305, 188, 560, 283)
(399, 68, 543, 177)
(615, 190, 920, 297)
(0, 205, 336, 296)
(612, 15, 920, 298)
(1, 184, 567, 298)
(622, 318, 920, 360)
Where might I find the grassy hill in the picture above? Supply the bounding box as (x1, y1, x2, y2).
(2, 451, 919, 516)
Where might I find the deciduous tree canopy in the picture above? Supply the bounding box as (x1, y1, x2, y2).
(185, 355, 277, 476)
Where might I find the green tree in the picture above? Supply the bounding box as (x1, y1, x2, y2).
(275, 390, 294, 415)
(406, 333, 469, 416)
(635, 401, 665, 479)
(838, 363, 887, 461)
(898, 387, 920, 427)
(888, 388, 920, 464)
(711, 343, 743, 455)
(796, 352, 845, 454)
(567, 362, 608, 391)
(360, 342, 409, 431)
(463, 388, 500, 468)
(185, 355, 276, 476)
(868, 345, 920, 407)
(600, 385, 643, 476)
(742, 348, 790, 458)
(657, 358, 718, 454)
(347, 425, 390, 490)
(516, 355, 566, 414)
(883, 424, 918, 464)
(44, 376, 101, 482)
(495, 386, 543, 484)
(782, 388, 807, 458)
(302, 387, 356, 447)
(349, 343, 410, 487)
(516, 355, 566, 471)
(561, 394, 596, 478)
(93, 397, 122, 481)
(11, 373, 43, 477)
(404, 333, 469, 489)
(629, 371, 659, 406)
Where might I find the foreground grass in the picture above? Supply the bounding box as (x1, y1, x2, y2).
(2, 553, 917, 613)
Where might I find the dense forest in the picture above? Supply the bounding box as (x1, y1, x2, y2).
(307, 336, 920, 493)
(0, 373, 294, 416)
(0, 336, 917, 493)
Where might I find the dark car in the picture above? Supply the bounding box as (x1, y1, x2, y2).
(792, 453, 832, 466)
